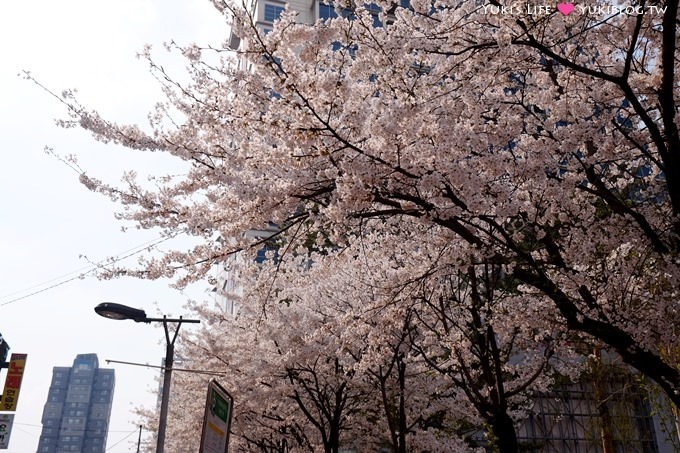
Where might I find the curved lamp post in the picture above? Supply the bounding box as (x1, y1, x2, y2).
(95, 302, 200, 453)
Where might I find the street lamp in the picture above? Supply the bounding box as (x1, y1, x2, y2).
(94, 302, 200, 453)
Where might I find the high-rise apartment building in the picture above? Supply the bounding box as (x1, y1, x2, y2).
(36, 354, 115, 453)
(214, 224, 280, 315)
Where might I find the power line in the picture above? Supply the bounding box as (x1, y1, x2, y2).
(106, 428, 140, 452)
(0, 262, 99, 300)
(9, 424, 39, 439)
(13, 423, 142, 433)
(106, 359, 225, 376)
(0, 234, 178, 307)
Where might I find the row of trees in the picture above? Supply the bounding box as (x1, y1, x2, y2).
(56, 0, 680, 450)
(155, 252, 578, 451)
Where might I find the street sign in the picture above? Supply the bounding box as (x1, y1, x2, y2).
(1, 354, 27, 412)
(199, 379, 233, 453)
(0, 413, 14, 449)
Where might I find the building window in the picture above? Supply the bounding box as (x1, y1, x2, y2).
(319, 2, 337, 19)
(264, 3, 285, 22)
(319, 1, 388, 27)
(319, 1, 357, 21)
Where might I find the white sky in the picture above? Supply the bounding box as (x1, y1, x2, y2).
(0, 1, 227, 451)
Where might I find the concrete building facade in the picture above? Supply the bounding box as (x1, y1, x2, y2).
(36, 354, 115, 453)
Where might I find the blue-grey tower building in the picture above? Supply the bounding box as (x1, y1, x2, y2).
(36, 354, 115, 453)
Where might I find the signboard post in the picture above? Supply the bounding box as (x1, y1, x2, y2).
(1, 354, 27, 412)
(0, 413, 14, 449)
(199, 380, 233, 453)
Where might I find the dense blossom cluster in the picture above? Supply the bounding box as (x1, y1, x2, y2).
(60, 0, 680, 450)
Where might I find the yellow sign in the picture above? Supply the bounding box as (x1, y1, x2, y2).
(1, 354, 27, 412)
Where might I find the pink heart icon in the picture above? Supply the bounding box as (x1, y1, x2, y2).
(557, 2, 575, 14)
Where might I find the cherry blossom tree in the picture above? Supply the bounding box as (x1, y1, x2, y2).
(48, 0, 680, 444)
(148, 232, 578, 452)
(409, 262, 586, 452)
(155, 275, 379, 452)
(288, 251, 472, 451)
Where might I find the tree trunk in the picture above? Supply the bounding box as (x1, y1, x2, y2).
(488, 412, 519, 453)
(591, 351, 616, 453)
(513, 267, 680, 408)
(397, 360, 407, 453)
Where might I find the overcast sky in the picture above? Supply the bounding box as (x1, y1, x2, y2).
(0, 1, 226, 451)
